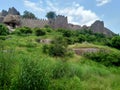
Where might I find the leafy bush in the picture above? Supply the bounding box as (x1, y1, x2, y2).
(34, 28, 46, 36)
(77, 34, 86, 43)
(0, 24, 9, 35)
(63, 30, 73, 37)
(48, 37, 67, 57)
(84, 51, 120, 66)
(42, 44, 49, 53)
(15, 27, 32, 35)
(111, 36, 120, 50)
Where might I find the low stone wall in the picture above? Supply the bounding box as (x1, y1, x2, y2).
(73, 48, 99, 55)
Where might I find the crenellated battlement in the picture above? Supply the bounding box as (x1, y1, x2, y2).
(20, 18, 49, 28)
(20, 15, 69, 29)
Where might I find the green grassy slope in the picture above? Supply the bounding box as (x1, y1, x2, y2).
(0, 34, 120, 90)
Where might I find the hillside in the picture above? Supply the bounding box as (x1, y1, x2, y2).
(0, 24, 120, 90)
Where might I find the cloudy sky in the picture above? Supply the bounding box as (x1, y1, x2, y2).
(0, 0, 120, 34)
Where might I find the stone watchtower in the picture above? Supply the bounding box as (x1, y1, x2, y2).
(48, 15, 68, 29)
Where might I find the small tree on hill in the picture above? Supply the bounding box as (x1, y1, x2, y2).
(49, 37, 67, 57)
(46, 11, 56, 19)
(22, 10, 37, 19)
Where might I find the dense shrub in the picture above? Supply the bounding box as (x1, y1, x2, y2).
(48, 37, 67, 57)
(34, 28, 46, 36)
(49, 44, 66, 57)
(111, 36, 120, 50)
(63, 30, 73, 37)
(0, 24, 9, 35)
(42, 44, 49, 53)
(77, 34, 86, 43)
(84, 51, 120, 66)
(15, 27, 32, 35)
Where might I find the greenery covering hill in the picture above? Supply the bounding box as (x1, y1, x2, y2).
(0, 24, 120, 90)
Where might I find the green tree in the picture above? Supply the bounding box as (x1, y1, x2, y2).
(46, 11, 56, 19)
(22, 10, 37, 19)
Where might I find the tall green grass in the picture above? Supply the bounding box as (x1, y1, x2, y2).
(0, 35, 120, 90)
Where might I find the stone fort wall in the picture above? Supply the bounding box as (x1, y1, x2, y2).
(20, 18, 49, 28)
(20, 15, 69, 29)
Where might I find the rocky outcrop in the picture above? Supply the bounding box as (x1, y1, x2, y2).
(91, 20, 114, 36)
(1, 10, 8, 16)
(3, 15, 20, 29)
(3, 15, 20, 24)
(0, 7, 20, 17)
(8, 7, 20, 15)
(91, 20, 104, 33)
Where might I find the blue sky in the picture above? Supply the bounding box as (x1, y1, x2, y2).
(0, 0, 120, 34)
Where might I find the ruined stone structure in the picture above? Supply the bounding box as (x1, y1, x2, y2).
(68, 24, 81, 30)
(54, 15, 68, 29)
(0, 7, 115, 36)
(20, 18, 49, 28)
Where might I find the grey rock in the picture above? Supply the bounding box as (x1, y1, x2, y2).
(0, 16, 4, 23)
(3, 15, 20, 28)
(91, 20, 114, 36)
(1, 10, 8, 16)
(91, 20, 104, 33)
(8, 7, 20, 15)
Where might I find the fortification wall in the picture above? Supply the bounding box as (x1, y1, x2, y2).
(0, 16, 4, 23)
(54, 15, 68, 29)
(68, 24, 81, 30)
(20, 18, 49, 28)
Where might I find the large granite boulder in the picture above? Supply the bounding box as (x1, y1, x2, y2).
(8, 7, 20, 15)
(3, 15, 20, 25)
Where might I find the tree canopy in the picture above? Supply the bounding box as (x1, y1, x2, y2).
(22, 10, 37, 19)
(46, 11, 56, 19)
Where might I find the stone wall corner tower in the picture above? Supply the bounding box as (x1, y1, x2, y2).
(48, 15, 68, 29)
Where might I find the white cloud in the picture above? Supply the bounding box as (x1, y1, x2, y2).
(96, 0, 111, 6)
(24, 0, 44, 12)
(55, 2, 99, 26)
(23, 0, 99, 26)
